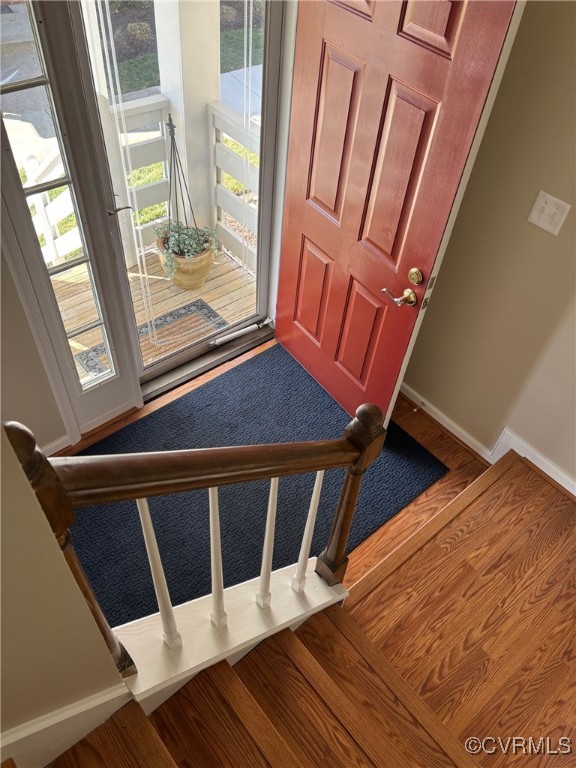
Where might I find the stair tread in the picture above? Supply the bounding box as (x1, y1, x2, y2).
(346, 450, 521, 609)
(345, 458, 487, 588)
(151, 663, 270, 768)
(49, 701, 177, 768)
(323, 605, 481, 768)
(235, 632, 376, 767)
(286, 616, 457, 768)
(208, 658, 303, 768)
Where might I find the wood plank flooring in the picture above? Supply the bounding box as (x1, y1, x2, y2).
(52, 340, 575, 765)
(347, 452, 576, 767)
(49, 702, 177, 768)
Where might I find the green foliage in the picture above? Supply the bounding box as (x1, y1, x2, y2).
(117, 53, 159, 93)
(220, 136, 259, 197)
(47, 186, 65, 201)
(222, 136, 259, 167)
(154, 220, 218, 279)
(57, 213, 76, 236)
(126, 161, 163, 188)
(220, 1, 264, 31)
(133, 202, 167, 227)
(222, 172, 245, 195)
(220, 28, 264, 74)
(154, 220, 217, 259)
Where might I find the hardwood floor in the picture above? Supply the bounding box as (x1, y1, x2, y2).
(45, 345, 575, 765)
(347, 452, 576, 767)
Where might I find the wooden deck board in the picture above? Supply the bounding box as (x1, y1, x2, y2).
(54, 248, 256, 370)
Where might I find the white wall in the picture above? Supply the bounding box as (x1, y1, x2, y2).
(1, 254, 67, 450)
(404, 1, 575, 482)
(1, 433, 125, 763)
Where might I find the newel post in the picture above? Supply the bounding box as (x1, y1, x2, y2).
(3, 422, 136, 678)
(315, 404, 386, 586)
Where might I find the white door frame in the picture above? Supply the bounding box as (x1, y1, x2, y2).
(1, 0, 143, 444)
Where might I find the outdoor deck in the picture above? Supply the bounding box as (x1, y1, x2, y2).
(58, 247, 256, 382)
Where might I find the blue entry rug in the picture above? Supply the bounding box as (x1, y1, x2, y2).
(73, 345, 447, 628)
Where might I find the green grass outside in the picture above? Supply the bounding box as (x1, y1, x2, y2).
(117, 54, 159, 94)
(220, 28, 263, 74)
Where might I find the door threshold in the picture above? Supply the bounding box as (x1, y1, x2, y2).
(140, 326, 275, 403)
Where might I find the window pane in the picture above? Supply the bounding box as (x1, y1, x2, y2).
(70, 325, 114, 387)
(27, 186, 84, 267)
(0, 2, 44, 86)
(50, 263, 101, 335)
(1, 86, 65, 188)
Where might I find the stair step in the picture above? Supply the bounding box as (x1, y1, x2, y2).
(48, 701, 177, 768)
(323, 605, 480, 767)
(207, 658, 302, 768)
(235, 631, 375, 767)
(293, 610, 478, 767)
(347, 450, 521, 609)
(150, 662, 271, 767)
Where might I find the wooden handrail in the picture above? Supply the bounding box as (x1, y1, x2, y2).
(50, 439, 361, 507)
(2, 403, 385, 671)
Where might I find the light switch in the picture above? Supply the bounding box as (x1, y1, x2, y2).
(528, 190, 571, 236)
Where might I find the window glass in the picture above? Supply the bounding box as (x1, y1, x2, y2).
(0, 2, 44, 86)
(50, 263, 101, 335)
(2, 86, 66, 188)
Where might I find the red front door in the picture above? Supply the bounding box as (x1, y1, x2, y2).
(275, 0, 515, 416)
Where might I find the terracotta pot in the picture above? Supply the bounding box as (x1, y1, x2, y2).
(156, 238, 215, 290)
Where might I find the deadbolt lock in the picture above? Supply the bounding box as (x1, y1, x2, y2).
(408, 268, 424, 285)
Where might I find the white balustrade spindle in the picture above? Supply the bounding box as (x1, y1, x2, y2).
(136, 498, 182, 648)
(209, 487, 227, 627)
(256, 477, 279, 608)
(292, 470, 325, 594)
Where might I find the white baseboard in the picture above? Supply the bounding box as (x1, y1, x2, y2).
(41, 434, 72, 457)
(0, 684, 131, 768)
(400, 384, 492, 462)
(492, 428, 576, 495)
(400, 384, 576, 495)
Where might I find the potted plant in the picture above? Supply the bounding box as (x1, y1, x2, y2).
(155, 113, 219, 290)
(155, 220, 218, 290)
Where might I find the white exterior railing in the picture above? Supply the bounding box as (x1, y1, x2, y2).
(28, 94, 171, 268)
(208, 101, 260, 273)
(30, 96, 260, 271)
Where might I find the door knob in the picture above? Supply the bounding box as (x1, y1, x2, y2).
(381, 288, 418, 307)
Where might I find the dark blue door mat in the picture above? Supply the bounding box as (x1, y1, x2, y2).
(72, 344, 448, 628)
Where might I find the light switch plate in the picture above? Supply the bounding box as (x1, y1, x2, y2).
(528, 190, 571, 236)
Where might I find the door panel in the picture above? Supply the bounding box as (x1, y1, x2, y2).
(294, 239, 334, 342)
(276, 0, 515, 416)
(308, 44, 364, 221)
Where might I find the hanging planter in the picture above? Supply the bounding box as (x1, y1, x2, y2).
(154, 114, 218, 290)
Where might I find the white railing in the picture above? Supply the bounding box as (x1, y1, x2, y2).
(27, 94, 171, 268)
(208, 101, 260, 273)
(113, 93, 171, 248)
(10, 404, 384, 713)
(29, 97, 259, 272)
(116, 470, 343, 711)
